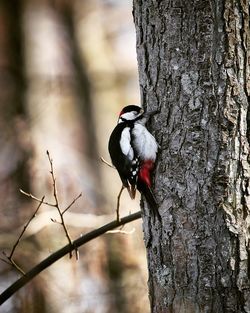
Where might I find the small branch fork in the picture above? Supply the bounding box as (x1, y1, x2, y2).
(1, 151, 82, 273)
(0, 210, 141, 306)
(46, 151, 80, 259)
(0, 153, 142, 304)
(21, 152, 81, 259)
(1, 153, 123, 274)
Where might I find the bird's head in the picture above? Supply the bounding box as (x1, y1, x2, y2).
(118, 104, 159, 124)
(118, 105, 144, 124)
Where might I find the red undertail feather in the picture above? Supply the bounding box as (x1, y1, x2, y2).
(139, 160, 154, 187)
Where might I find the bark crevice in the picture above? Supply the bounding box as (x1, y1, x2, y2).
(133, 0, 250, 311)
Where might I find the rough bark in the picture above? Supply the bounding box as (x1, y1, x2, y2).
(133, 0, 250, 312)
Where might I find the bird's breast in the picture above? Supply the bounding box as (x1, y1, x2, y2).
(132, 124, 158, 161)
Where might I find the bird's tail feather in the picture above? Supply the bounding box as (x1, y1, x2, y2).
(127, 184, 136, 199)
(137, 183, 161, 220)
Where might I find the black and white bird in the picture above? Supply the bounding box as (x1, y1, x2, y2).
(108, 104, 160, 218)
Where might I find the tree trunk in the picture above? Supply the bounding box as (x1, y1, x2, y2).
(133, 0, 250, 312)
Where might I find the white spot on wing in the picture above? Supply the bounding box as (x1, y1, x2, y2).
(120, 127, 134, 160)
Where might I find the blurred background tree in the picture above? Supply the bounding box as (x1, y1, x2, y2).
(0, 0, 150, 312)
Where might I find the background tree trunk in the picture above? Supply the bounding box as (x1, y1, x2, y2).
(0, 1, 151, 312)
(133, 0, 250, 312)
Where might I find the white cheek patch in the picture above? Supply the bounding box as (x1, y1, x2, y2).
(119, 111, 137, 122)
(120, 127, 134, 160)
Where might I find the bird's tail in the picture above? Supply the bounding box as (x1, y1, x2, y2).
(127, 184, 137, 199)
(137, 182, 161, 220)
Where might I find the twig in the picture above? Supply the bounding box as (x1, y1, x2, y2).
(116, 185, 125, 222)
(47, 151, 59, 208)
(0, 210, 141, 305)
(20, 152, 82, 260)
(46, 151, 77, 259)
(0, 257, 12, 266)
(100, 157, 125, 222)
(62, 193, 82, 215)
(9, 196, 45, 260)
(20, 190, 54, 207)
(100, 157, 115, 169)
(1, 255, 25, 276)
(1, 196, 45, 275)
(107, 228, 135, 234)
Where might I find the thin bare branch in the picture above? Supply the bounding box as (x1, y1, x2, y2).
(9, 196, 45, 260)
(100, 156, 115, 169)
(46, 150, 76, 259)
(19, 152, 82, 260)
(0, 256, 12, 266)
(46, 151, 59, 208)
(0, 210, 141, 305)
(1, 196, 45, 275)
(62, 193, 82, 215)
(116, 185, 125, 222)
(1, 255, 25, 275)
(100, 157, 125, 222)
(107, 228, 135, 235)
(7, 259, 25, 276)
(20, 189, 55, 207)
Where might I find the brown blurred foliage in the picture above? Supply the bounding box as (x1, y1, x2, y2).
(0, 0, 149, 312)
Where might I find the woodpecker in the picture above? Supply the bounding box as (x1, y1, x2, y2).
(108, 104, 160, 218)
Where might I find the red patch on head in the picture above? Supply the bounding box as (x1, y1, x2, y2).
(139, 160, 154, 187)
(119, 109, 124, 116)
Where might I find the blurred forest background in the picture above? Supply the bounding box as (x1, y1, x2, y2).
(0, 0, 150, 312)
